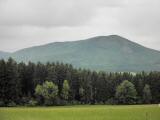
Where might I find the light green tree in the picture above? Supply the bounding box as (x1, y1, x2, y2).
(115, 80, 137, 104)
(61, 80, 70, 100)
(35, 81, 58, 105)
(143, 84, 152, 104)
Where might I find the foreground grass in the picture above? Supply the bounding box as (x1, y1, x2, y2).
(0, 105, 160, 120)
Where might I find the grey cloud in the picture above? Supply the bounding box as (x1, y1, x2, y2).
(0, 0, 160, 52)
(0, 0, 122, 27)
(114, 0, 160, 50)
(117, 0, 160, 35)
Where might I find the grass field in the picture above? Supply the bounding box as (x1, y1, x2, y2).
(0, 105, 160, 120)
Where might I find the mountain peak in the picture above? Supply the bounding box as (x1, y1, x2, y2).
(87, 35, 128, 42)
(108, 34, 123, 38)
(90, 35, 124, 39)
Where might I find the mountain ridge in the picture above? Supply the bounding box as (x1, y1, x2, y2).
(2, 35, 160, 53)
(1, 35, 160, 72)
(0, 51, 10, 59)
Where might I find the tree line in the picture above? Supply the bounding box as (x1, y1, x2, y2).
(0, 58, 160, 106)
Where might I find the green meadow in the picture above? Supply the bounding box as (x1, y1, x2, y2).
(0, 105, 160, 120)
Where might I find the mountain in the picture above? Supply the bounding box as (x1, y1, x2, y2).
(0, 51, 10, 59)
(1, 35, 160, 72)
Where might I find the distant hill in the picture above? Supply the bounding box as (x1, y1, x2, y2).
(0, 51, 10, 59)
(1, 35, 160, 72)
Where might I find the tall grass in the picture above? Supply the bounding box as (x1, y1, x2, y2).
(0, 105, 159, 120)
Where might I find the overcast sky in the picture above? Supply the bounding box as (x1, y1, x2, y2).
(0, 0, 160, 52)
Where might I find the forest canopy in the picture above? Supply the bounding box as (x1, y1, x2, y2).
(0, 58, 160, 106)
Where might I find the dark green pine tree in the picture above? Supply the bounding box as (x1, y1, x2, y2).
(46, 65, 57, 84)
(91, 71, 98, 104)
(0, 59, 7, 106)
(34, 62, 48, 85)
(96, 71, 107, 103)
(5, 58, 20, 104)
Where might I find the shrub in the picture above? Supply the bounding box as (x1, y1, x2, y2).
(105, 98, 117, 105)
(70, 100, 81, 105)
(28, 100, 38, 106)
(7, 101, 16, 107)
(0, 101, 5, 107)
(21, 97, 30, 105)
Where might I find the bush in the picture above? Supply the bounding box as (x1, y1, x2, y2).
(53, 97, 67, 106)
(44, 99, 53, 106)
(0, 101, 5, 107)
(28, 100, 38, 106)
(69, 100, 81, 105)
(7, 101, 16, 107)
(136, 96, 142, 104)
(21, 97, 30, 105)
(105, 98, 117, 105)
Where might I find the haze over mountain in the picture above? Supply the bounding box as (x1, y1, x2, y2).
(1, 35, 160, 72)
(0, 51, 10, 59)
